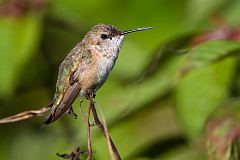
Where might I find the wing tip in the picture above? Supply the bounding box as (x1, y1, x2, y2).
(41, 114, 54, 127)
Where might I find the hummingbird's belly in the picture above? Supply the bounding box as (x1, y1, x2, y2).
(77, 55, 116, 96)
(96, 56, 116, 89)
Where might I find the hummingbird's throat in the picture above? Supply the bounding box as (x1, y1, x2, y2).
(96, 35, 124, 58)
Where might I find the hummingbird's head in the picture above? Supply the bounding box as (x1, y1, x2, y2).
(84, 24, 124, 51)
(83, 24, 152, 57)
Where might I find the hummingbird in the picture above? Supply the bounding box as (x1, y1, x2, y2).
(44, 24, 152, 125)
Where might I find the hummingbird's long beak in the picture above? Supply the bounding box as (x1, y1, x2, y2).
(121, 27, 152, 35)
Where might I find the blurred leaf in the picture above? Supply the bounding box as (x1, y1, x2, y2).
(224, 0, 240, 25)
(156, 145, 206, 160)
(0, 14, 42, 97)
(185, 40, 240, 68)
(133, 34, 192, 82)
(186, 0, 229, 27)
(175, 40, 240, 137)
(175, 55, 237, 137)
(93, 100, 183, 160)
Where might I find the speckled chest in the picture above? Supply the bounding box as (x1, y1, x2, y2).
(90, 35, 124, 90)
(94, 46, 119, 85)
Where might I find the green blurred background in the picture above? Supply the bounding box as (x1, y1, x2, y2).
(1, 0, 240, 159)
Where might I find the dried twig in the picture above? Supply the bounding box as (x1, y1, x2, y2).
(90, 101, 121, 160)
(0, 102, 52, 124)
(57, 146, 81, 160)
(99, 106, 118, 160)
(85, 99, 93, 160)
(0, 98, 121, 160)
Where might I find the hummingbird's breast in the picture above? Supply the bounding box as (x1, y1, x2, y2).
(94, 43, 122, 91)
(79, 35, 124, 94)
(96, 51, 117, 89)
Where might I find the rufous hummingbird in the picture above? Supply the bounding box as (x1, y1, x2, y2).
(44, 24, 152, 125)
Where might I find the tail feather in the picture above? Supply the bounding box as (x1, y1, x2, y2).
(43, 83, 81, 125)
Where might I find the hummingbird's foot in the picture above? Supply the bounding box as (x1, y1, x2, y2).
(85, 92, 96, 100)
(91, 93, 96, 98)
(67, 106, 78, 119)
(85, 92, 90, 100)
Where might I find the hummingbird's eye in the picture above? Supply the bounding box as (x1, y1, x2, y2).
(101, 34, 108, 39)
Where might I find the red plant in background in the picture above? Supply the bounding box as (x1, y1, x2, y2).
(190, 14, 240, 46)
(0, 0, 47, 16)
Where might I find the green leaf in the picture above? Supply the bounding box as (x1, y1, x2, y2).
(175, 40, 240, 137)
(175, 55, 237, 137)
(0, 15, 42, 97)
(186, 40, 240, 67)
(93, 101, 182, 160)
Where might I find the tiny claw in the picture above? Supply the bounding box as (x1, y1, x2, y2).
(91, 93, 96, 98)
(85, 93, 90, 100)
(85, 92, 96, 100)
(67, 106, 78, 119)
